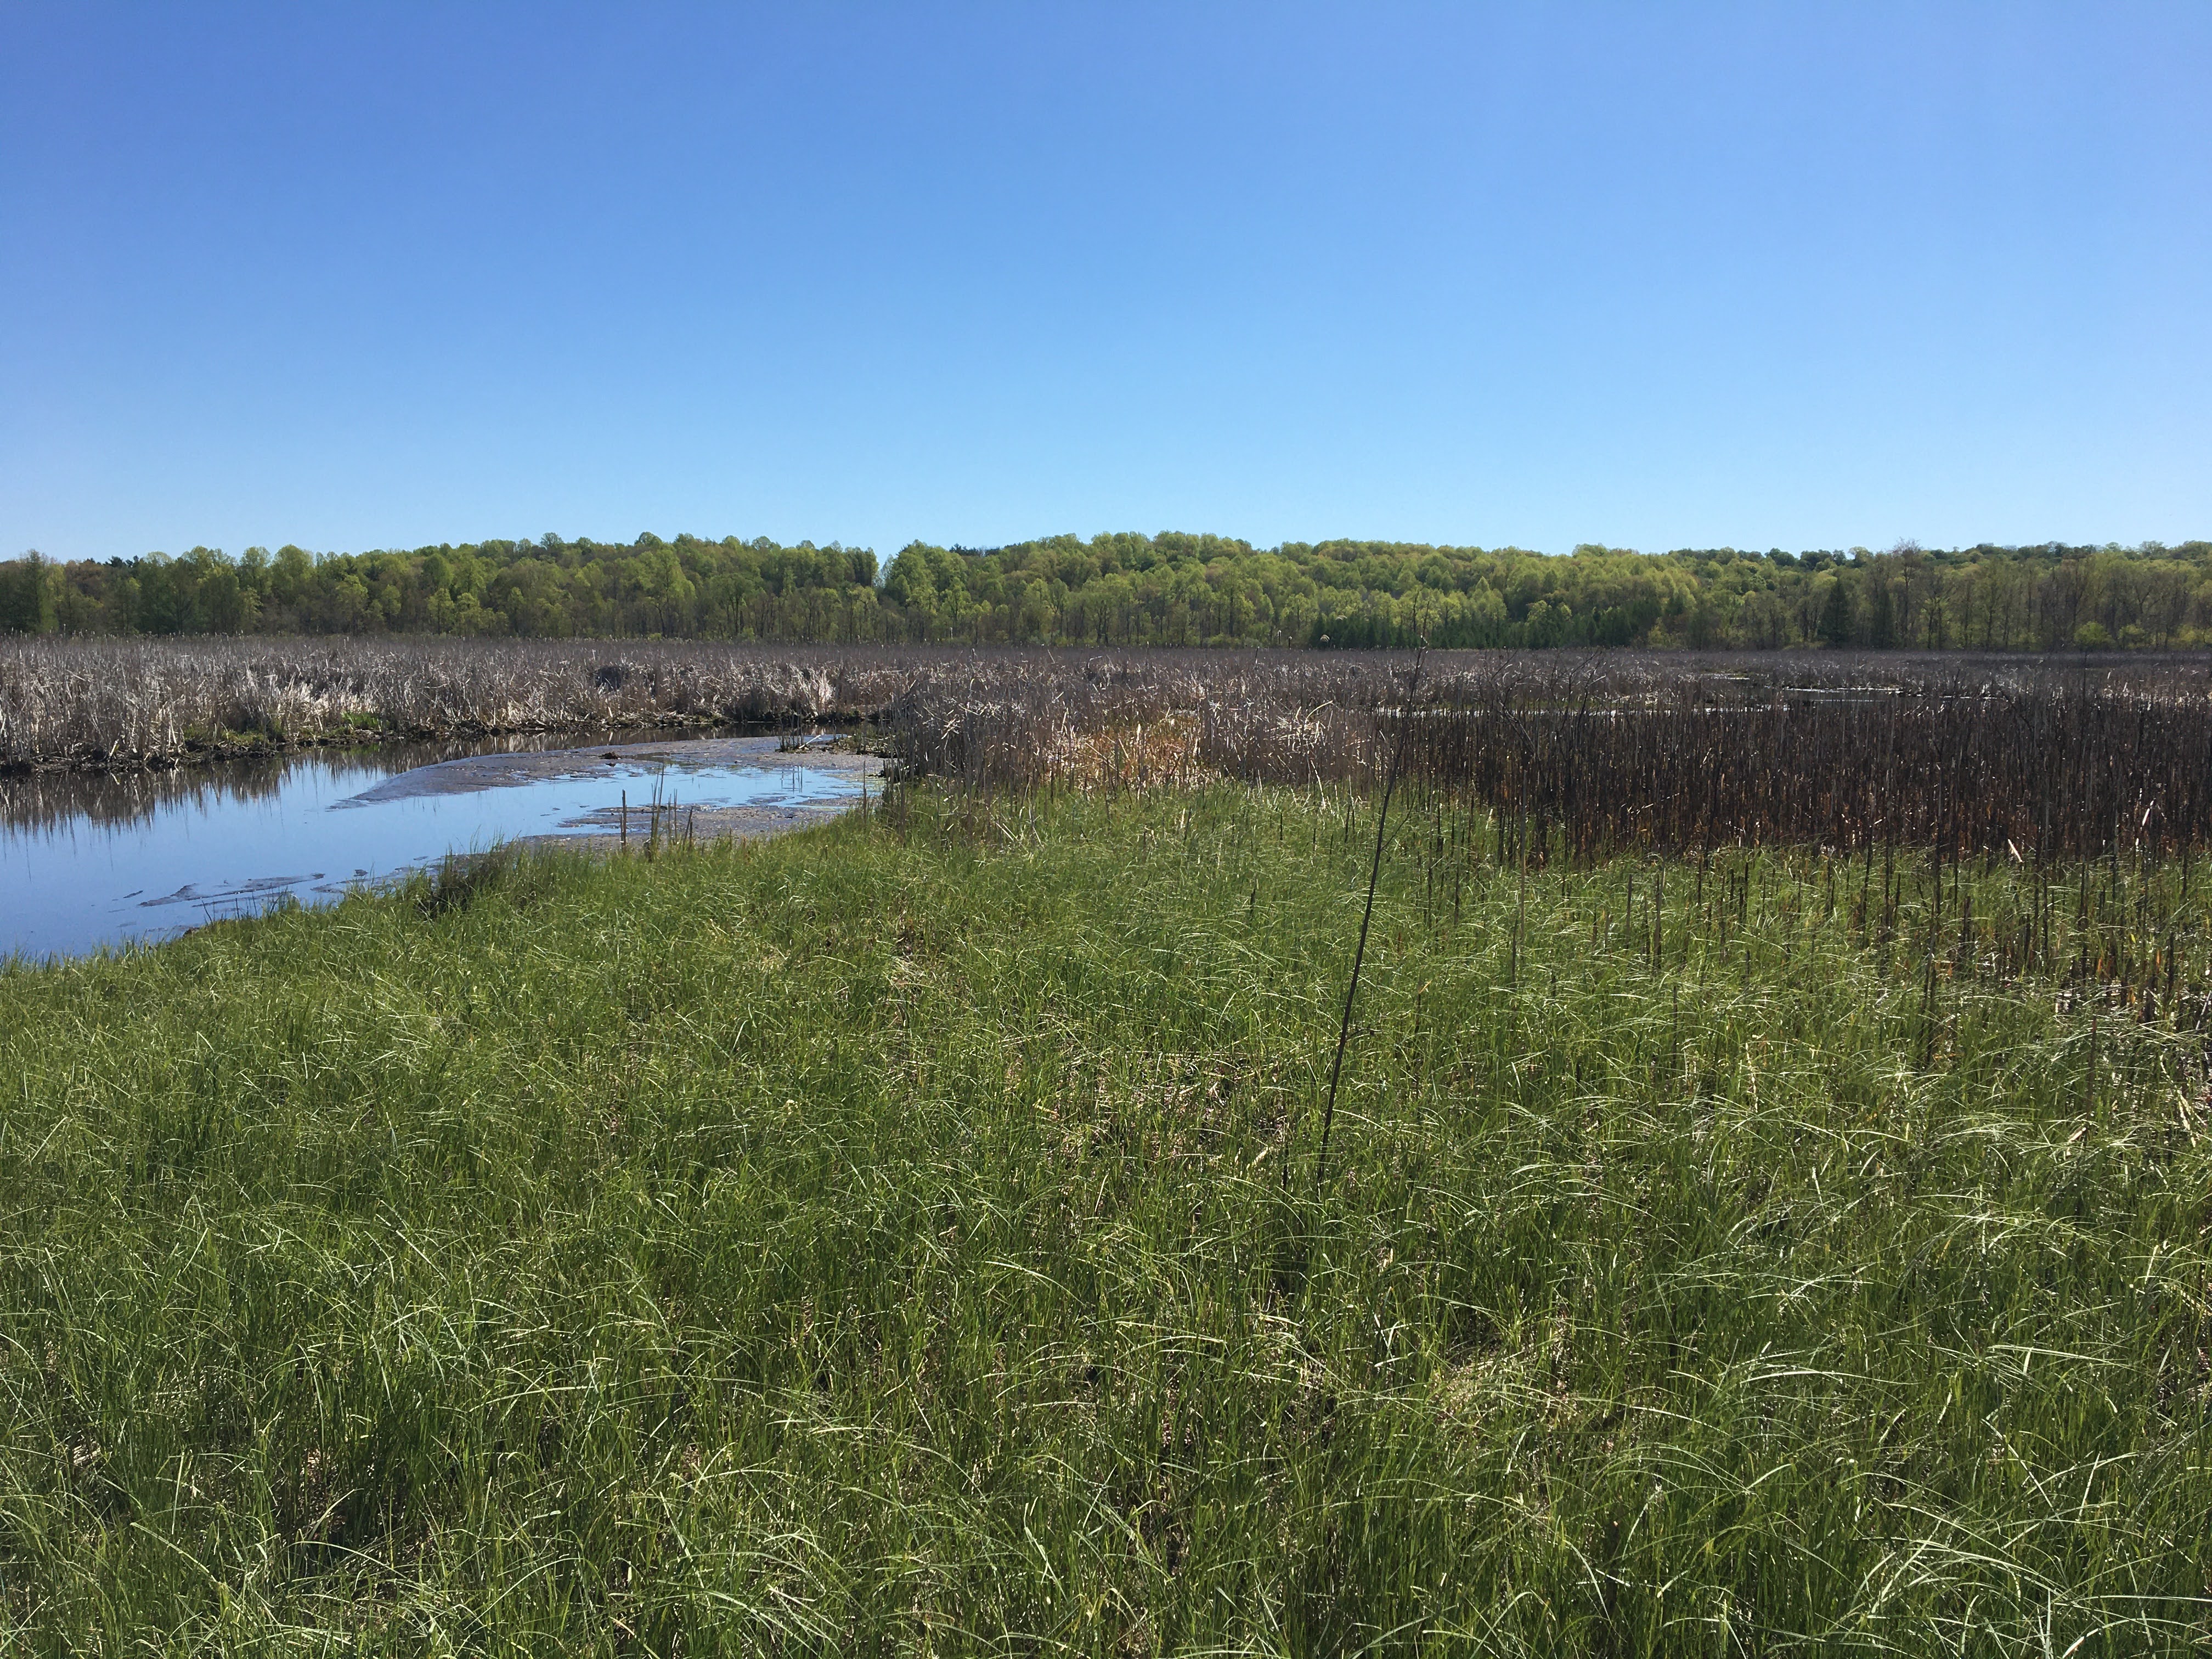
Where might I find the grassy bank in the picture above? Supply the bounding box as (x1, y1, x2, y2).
(1, 788, 2208, 1653)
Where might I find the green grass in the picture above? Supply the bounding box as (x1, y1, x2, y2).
(1, 787, 2208, 1654)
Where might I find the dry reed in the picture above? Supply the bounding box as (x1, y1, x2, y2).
(10, 637, 2210, 865)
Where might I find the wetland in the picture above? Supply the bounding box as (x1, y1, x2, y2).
(1, 731, 878, 960)
(4, 640, 2211, 1652)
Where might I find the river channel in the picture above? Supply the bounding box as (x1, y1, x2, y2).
(1, 731, 880, 962)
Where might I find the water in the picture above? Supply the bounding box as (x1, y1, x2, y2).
(0, 733, 877, 962)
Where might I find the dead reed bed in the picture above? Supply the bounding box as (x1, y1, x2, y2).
(1401, 662, 2212, 864)
(0, 635, 1415, 771)
(0, 637, 903, 768)
(10, 637, 2210, 867)
(0, 636, 2028, 770)
(884, 649, 2212, 863)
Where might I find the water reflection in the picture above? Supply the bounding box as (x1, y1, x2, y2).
(2, 732, 877, 962)
(0, 728, 707, 833)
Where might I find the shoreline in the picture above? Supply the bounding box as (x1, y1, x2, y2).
(0, 713, 889, 778)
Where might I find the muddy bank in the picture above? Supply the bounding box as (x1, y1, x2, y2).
(343, 735, 880, 802)
(0, 713, 882, 778)
(369, 737, 887, 849)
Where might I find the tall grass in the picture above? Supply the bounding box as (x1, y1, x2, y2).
(1, 785, 2207, 1652)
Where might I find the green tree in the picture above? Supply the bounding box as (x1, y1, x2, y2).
(0, 551, 59, 634)
(1818, 574, 1854, 647)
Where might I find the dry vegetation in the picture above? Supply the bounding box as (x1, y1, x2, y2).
(4, 637, 1431, 768)
(0, 637, 892, 765)
(887, 647, 2212, 860)
(10, 638, 2210, 865)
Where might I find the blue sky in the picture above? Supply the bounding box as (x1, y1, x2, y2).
(3, 3, 2207, 561)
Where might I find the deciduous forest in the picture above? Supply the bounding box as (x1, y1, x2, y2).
(5, 532, 2212, 650)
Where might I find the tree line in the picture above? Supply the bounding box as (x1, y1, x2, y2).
(4, 530, 2211, 650)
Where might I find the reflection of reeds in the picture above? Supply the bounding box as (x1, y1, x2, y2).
(0, 754, 299, 834)
(0, 730, 652, 833)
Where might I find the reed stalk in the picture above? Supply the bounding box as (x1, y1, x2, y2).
(1312, 647, 1421, 1189)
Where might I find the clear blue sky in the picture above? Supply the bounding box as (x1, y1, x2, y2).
(4, 3, 2207, 562)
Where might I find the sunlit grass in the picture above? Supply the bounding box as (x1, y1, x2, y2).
(1, 785, 2207, 1654)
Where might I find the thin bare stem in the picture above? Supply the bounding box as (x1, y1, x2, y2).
(1314, 646, 1424, 1192)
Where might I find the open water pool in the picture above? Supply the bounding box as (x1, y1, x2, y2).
(1, 734, 878, 961)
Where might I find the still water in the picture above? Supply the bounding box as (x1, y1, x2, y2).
(1, 732, 876, 962)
